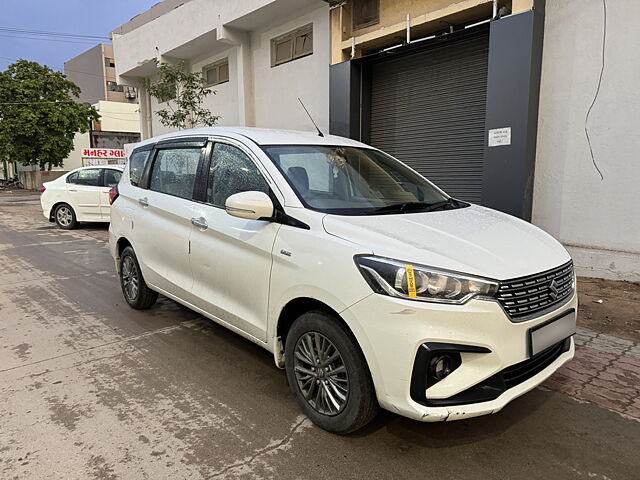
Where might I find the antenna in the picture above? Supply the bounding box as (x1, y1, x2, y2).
(298, 97, 324, 137)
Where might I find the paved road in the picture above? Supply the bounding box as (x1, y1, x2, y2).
(1, 193, 638, 479)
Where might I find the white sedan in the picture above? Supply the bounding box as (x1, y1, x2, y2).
(41, 165, 124, 229)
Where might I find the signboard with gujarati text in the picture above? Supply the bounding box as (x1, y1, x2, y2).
(81, 148, 127, 166)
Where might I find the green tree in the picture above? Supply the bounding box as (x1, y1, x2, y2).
(0, 60, 99, 171)
(144, 61, 219, 130)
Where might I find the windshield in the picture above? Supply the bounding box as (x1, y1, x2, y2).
(261, 145, 463, 215)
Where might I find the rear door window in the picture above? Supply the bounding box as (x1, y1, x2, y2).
(76, 169, 102, 186)
(66, 172, 78, 184)
(103, 169, 122, 188)
(149, 147, 202, 200)
(129, 150, 151, 187)
(207, 143, 269, 208)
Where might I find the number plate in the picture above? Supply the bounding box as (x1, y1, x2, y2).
(528, 309, 576, 357)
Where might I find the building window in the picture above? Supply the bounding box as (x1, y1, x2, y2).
(271, 23, 313, 67)
(353, 0, 380, 30)
(203, 58, 229, 87)
(107, 81, 124, 92)
(104, 57, 116, 68)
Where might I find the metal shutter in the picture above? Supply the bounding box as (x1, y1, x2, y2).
(369, 31, 489, 203)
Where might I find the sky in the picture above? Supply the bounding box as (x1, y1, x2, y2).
(0, 0, 162, 72)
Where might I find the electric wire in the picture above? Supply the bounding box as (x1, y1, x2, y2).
(584, 0, 606, 181)
(0, 26, 109, 41)
(0, 33, 102, 45)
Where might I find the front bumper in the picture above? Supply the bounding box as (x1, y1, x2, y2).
(341, 290, 577, 422)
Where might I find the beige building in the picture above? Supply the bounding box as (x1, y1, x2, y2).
(64, 44, 137, 105)
(59, 44, 141, 172)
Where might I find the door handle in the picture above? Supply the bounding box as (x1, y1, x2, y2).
(191, 217, 208, 230)
(138, 197, 149, 207)
(68, 188, 77, 192)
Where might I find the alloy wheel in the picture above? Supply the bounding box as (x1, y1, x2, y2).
(56, 206, 72, 227)
(293, 332, 349, 415)
(121, 256, 139, 301)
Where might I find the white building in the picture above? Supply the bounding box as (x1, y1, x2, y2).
(111, 0, 330, 139)
(110, 0, 639, 282)
(64, 101, 141, 171)
(533, 0, 640, 282)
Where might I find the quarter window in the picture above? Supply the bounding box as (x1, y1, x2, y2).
(66, 172, 78, 184)
(75, 169, 101, 186)
(271, 24, 313, 67)
(103, 169, 122, 188)
(203, 59, 229, 87)
(149, 148, 202, 200)
(128, 150, 150, 187)
(207, 144, 269, 208)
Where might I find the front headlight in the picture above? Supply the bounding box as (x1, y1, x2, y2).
(355, 256, 498, 305)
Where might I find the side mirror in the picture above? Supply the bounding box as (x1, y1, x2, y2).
(225, 191, 274, 220)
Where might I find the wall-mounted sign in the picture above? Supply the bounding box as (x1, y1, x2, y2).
(81, 148, 127, 166)
(488, 127, 511, 147)
(82, 148, 126, 159)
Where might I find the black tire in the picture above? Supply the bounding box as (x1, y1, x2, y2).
(285, 310, 379, 434)
(54, 203, 77, 229)
(119, 246, 158, 310)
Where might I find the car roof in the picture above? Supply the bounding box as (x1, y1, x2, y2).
(70, 165, 125, 173)
(133, 126, 370, 149)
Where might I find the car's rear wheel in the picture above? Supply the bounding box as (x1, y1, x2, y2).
(120, 246, 158, 309)
(54, 204, 77, 229)
(285, 310, 379, 434)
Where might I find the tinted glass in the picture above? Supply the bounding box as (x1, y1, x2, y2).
(129, 150, 150, 187)
(103, 169, 122, 188)
(66, 172, 78, 184)
(149, 148, 202, 199)
(75, 169, 101, 187)
(262, 145, 449, 215)
(207, 144, 269, 208)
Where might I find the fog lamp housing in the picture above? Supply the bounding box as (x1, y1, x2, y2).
(429, 354, 458, 381)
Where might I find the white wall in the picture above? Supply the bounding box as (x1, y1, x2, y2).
(192, 48, 240, 127)
(63, 132, 91, 171)
(250, 6, 330, 131)
(139, 3, 330, 137)
(533, 0, 640, 281)
(96, 101, 140, 133)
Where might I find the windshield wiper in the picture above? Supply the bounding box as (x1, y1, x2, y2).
(366, 198, 462, 215)
(366, 202, 431, 215)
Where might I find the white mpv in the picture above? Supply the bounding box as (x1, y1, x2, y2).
(109, 127, 577, 434)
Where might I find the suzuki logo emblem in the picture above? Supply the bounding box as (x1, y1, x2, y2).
(549, 279, 559, 300)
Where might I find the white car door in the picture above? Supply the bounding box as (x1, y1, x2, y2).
(100, 168, 122, 220)
(67, 168, 102, 221)
(190, 141, 281, 342)
(132, 143, 203, 301)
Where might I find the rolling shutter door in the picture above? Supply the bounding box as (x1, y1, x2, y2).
(369, 31, 489, 203)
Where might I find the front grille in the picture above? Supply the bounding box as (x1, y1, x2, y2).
(497, 261, 574, 320)
(501, 338, 569, 389)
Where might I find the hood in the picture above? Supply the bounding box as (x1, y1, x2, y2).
(322, 205, 570, 280)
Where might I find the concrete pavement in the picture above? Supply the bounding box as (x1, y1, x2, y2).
(0, 192, 638, 479)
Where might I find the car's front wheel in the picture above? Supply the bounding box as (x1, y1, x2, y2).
(119, 246, 158, 309)
(285, 310, 379, 434)
(54, 204, 77, 229)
